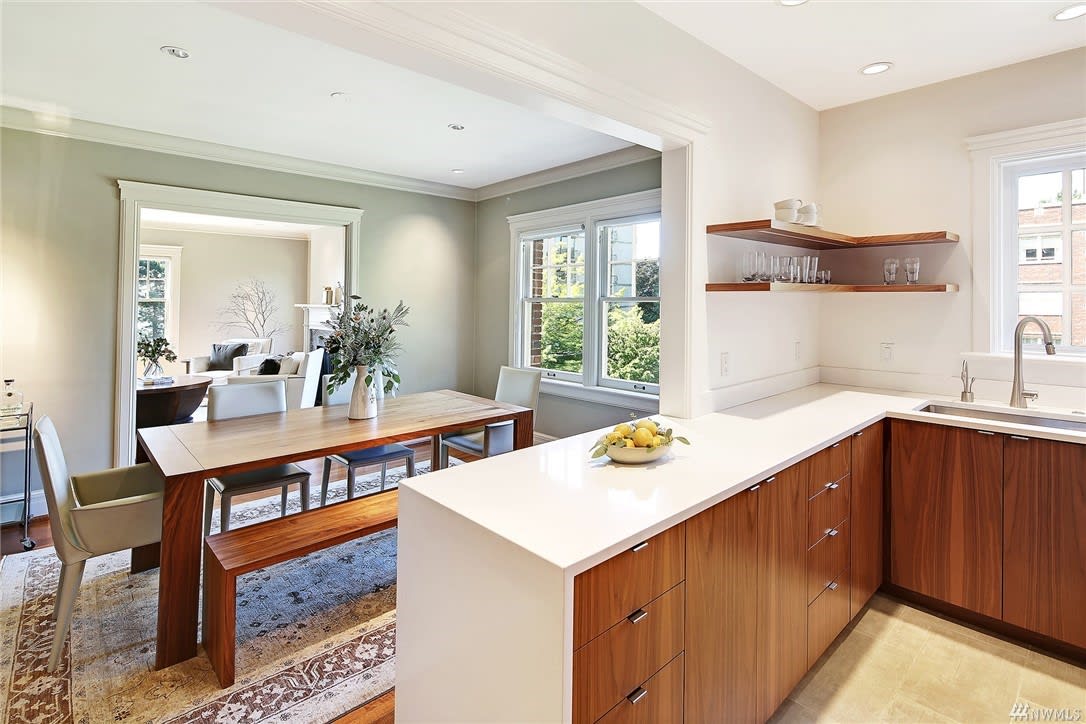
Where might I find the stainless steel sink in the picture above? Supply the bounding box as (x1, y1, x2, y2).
(921, 404, 1086, 433)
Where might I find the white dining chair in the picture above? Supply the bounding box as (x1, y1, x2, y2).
(203, 380, 311, 533)
(34, 416, 164, 671)
(436, 366, 541, 469)
(318, 372, 415, 505)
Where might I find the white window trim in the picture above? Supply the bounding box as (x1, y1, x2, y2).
(998, 153, 1084, 354)
(967, 118, 1086, 356)
(508, 188, 662, 407)
(138, 244, 182, 345)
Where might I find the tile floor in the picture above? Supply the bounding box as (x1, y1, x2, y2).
(773, 594, 1086, 724)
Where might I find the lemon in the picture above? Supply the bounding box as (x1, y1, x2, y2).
(635, 419, 658, 436)
(652, 435, 666, 447)
(606, 431, 623, 443)
(613, 423, 634, 437)
(632, 427, 654, 448)
(625, 438, 635, 448)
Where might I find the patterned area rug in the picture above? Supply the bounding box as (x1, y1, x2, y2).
(0, 463, 425, 724)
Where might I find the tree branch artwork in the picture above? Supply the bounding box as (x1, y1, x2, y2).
(216, 278, 291, 341)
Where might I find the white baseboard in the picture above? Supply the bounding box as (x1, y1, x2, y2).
(0, 489, 45, 524)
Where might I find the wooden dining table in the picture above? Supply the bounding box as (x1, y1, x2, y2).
(137, 388, 533, 670)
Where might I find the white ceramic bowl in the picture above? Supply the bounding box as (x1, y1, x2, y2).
(606, 443, 672, 465)
(798, 203, 821, 214)
(774, 198, 803, 210)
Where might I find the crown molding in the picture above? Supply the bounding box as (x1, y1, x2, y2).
(966, 117, 1086, 152)
(474, 146, 660, 201)
(1, 105, 478, 202)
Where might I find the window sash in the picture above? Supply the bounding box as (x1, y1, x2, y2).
(1001, 154, 1086, 354)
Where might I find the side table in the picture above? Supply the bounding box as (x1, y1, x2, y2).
(0, 402, 35, 550)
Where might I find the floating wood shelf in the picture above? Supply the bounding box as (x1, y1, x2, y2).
(706, 219, 959, 250)
(706, 282, 959, 293)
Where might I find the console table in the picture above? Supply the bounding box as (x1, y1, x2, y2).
(0, 403, 35, 551)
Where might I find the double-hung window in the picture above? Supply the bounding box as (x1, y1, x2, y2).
(1000, 153, 1085, 353)
(509, 190, 661, 402)
(137, 244, 182, 344)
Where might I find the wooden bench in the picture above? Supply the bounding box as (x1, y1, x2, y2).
(202, 489, 399, 687)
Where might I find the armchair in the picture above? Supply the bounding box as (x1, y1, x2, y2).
(226, 348, 324, 408)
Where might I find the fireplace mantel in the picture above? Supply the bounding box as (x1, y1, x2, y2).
(295, 304, 335, 351)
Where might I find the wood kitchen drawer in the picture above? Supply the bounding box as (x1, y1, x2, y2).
(807, 438, 851, 498)
(808, 474, 850, 547)
(596, 653, 684, 724)
(807, 518, 849, 604)
(808, 569, 850, 668)
(573, 584, 685, 724)
(574, 523, 685, 648)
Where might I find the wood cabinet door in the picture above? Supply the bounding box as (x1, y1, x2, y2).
(889, 420, 1003, 619)
(756, 464, 808, 722)
(850, 421, 885, 618)
(685, 486, 760, 724)
(1004, 436, 1086, 649)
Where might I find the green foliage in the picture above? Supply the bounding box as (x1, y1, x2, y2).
(136, 335, 177, 364)
(324, 299, 409, 397)
(606, 305, 659, 384)
(540, 302, 584, 372)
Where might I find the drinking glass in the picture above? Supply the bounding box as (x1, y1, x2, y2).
(790, 256, 804, 283)
(883, 258, 900, 285)
(904, 257, 920, 285)
(776, 256, 792, 282)
(818, 270, 832, 284)
(806, 256, 819, 284)
(757, 251, 772, 282)
(741, 252, 757, 282)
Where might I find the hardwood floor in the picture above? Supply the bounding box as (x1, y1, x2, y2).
(334, 690, 395, 723)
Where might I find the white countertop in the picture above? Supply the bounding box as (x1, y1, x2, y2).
(402, 383, 1085, 577)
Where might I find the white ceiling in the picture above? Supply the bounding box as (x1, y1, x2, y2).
(642, 1, 1086, 110)
(0, 1, 631, 189)
(139, 208, 328, 239)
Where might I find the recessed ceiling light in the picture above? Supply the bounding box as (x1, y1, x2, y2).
(451, 169, 465, 174)
(778, 0, 809, 6)
(1054, 3, 1086, 20)
(330, 92, 350, 103)
(448, 123, 465, 131)
(860, 61, 893, 75)
(160, 46, 190, 59)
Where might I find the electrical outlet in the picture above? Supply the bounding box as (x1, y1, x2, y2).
(880, 342, 894, 362)
(720, 352, 730, 377)
(794, 341, 801, 361)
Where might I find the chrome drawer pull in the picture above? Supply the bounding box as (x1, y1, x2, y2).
(828, 582, 839, 591)
(855, 431, 864, 437)
(764, 475, 776, 483)
(630, 541, 649, 553)
(1009, 435, 1030, 441)
(824, 482, 839, 490)
(831, 442, 841, 448)
(628, 608, 649, 624)
(977, 430, 995, 436)
(827, 528, 839, 537)
(749, 484, 761, 493)
(627, 687, 648, 705)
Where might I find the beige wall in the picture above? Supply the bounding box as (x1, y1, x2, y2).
(139, 228, 309, 360)
(817, 49, 1086, 406)
(0, 127, 476, 481)
(474, 158, 662, 436)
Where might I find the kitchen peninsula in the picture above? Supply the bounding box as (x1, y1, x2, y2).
(395, 384, 1086, 723)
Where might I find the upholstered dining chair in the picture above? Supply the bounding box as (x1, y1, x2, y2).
(436, 365, 541, 469)
(203, 380, 311, 533)
(318, 372, 414, 505)
(33, 416, 164, 671)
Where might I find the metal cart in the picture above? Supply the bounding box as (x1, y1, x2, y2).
(1, 402, 35, 550)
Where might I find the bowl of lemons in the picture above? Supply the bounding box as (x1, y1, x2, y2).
(590, 419, 690, 465)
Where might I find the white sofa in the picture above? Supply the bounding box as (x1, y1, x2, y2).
(186, 338, 273, 382)
(226, 348, 325, 409)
